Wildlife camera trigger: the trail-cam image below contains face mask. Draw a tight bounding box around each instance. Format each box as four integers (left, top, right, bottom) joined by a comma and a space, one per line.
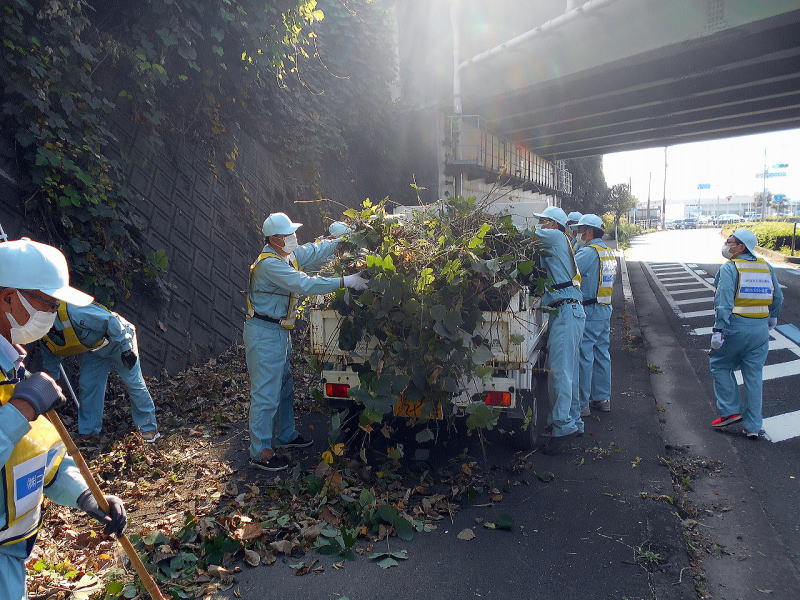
6, 291, 57, 345
281, 233, 299, 254
721, 244, 733, 260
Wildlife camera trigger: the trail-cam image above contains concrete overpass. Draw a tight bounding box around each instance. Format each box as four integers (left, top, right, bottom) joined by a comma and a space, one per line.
455, 0, 800, 160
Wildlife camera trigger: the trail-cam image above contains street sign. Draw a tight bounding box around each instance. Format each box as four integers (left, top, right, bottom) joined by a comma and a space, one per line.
697, 183, 711, 189
773, 163, 789, 168
774, 194, 786, 203
756, 172, 787, 178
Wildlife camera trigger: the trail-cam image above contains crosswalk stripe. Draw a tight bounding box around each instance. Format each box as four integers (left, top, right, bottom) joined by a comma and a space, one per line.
674, 297, 714, 305
679, 309, 716, 318
691, 326, 713, 335
762, 410, 800, 443
735, 360, 800, 385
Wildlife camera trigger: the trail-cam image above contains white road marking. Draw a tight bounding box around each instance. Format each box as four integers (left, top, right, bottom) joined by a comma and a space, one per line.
762, 410, 800, 443
665, 281, 706, 288
674, 297, 714, 305
704, 278, 716, 284
679, 309, 716, 319
734, 360, 800, 385
686, 263, 698, 268
669, 287, 711, 295
691, 326, 713, 336
659, 276, 698, 282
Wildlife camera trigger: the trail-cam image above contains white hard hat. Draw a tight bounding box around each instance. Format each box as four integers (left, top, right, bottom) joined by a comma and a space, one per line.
0, 239, 93, 306
571, 213, 604, 231
532, 206, 569, 227
262, 212, 302, 237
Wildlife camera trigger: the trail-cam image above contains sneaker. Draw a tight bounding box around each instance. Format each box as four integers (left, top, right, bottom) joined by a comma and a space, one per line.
710, 414, 742, 428
590, 400, 611, 412
743, 429, 764, 440
279, 434, 313, 449
140, 430, 161, 443
249, 454, 289, 472
580, 406, 591, 418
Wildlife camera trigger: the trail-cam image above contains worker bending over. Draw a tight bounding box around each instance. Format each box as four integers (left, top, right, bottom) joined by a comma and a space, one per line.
245, 213, 367, 471
0, 239, 125, 599
39, 302, 160, 442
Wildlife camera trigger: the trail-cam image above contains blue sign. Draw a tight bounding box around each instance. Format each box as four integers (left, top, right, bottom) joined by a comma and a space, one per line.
774, 194, 786, 203
697, 183, 711, 189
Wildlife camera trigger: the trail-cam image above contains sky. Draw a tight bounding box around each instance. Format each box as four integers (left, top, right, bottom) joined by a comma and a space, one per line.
603, 127, 800, 207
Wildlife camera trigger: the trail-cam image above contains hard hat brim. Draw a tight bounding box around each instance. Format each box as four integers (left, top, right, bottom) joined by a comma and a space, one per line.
41, 284, 94, 307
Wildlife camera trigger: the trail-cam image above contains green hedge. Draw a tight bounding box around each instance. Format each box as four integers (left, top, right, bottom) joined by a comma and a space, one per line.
724, 221, 799, 254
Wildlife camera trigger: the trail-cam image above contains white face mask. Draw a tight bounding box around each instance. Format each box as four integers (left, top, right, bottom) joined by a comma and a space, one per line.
6, 291, 57, 345
721, 244, 733, 260
281, 233, 299, 254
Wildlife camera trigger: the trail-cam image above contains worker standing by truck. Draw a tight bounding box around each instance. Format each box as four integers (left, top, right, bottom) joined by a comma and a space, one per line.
245, 213, 368, 472
0, 239, 126, 599
572, 214, 616, 416
531, 207, 586, 454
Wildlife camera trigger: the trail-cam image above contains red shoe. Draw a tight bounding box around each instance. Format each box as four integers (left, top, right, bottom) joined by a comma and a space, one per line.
711, 414, 742, 428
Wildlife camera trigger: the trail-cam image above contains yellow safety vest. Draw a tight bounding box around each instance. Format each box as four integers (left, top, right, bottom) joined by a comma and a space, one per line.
0, 372, 66, 546
246, 251, 303, 330
731, 258, 774, 319
42, 302, 106, 357
588, 244, 617, 305
566, 233, 582, 288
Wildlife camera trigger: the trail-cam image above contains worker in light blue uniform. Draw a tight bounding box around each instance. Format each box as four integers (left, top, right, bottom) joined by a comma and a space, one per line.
530, 206, 586, 453
566, 211, 583, 252
39, 303, 159, 442
572, 214, 616, 416
709, 229, 782, 439
245, 213, 368, 472
0, 239, 126, 599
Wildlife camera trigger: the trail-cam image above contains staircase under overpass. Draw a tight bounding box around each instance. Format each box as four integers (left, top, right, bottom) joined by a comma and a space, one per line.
456, 0, 800, 160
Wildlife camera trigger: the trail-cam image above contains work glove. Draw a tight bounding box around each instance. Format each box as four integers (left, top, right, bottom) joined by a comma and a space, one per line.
11, 372, 63, 419
768, 317, 778, 331
710, 332, 724, 350
329, 221, 353, 237
77, 490, 127, 536
342, 273, 369, 291
120, 350, 138, 370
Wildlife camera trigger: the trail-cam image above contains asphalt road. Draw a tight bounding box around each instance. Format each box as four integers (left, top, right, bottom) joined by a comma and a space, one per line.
627, 228, 800, 599
214, 268, 694, 600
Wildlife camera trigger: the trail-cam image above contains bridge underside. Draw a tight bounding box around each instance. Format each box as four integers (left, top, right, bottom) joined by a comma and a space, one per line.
462, 4, 800, 159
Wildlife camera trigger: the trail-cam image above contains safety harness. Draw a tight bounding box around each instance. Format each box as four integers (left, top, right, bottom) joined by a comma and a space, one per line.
731, 257, 774, 319
246, 251, 302, 330
0, 372, 66, 546
582, 243, 617, 306
42, 302, 107, 357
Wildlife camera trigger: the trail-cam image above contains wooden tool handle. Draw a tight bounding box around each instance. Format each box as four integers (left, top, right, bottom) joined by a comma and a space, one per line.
47, 411, 167, 600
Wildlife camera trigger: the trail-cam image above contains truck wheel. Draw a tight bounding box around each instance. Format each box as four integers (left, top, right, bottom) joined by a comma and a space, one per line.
510, 375, 549, 451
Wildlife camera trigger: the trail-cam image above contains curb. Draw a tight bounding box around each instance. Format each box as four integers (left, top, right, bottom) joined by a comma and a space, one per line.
617, 247, 643, 339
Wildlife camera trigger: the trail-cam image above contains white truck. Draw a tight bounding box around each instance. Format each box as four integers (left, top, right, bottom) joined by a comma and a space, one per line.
309, 283, 551, 450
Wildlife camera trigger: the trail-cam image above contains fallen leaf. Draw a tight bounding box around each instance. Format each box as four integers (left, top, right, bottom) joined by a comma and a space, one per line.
457, 528, 475, 541
243, 549, 260, 567
269, 540, 295, 555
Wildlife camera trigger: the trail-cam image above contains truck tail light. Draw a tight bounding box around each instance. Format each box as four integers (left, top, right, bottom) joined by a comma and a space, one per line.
485, 391, 511, 407
325, 383, 350, 398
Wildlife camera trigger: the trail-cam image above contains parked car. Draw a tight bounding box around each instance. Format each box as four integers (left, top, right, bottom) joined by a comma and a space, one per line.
716, 213, 744, 225
677, 217, 699, 229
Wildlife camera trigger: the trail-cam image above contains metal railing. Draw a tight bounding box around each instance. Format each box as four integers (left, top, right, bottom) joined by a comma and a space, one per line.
447, 115, 566, 194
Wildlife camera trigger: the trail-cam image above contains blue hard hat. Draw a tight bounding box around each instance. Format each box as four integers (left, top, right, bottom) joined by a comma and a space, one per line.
571, 213, 604, 231
262, 212, 302, 237
566, 211, 583, 223
533, 206, 569, 228
732, 229, 758, 253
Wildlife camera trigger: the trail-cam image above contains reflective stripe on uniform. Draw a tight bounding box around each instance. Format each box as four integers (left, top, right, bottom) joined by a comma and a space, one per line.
0, 372, 66, 545
42, 302, 106, 357
731, 257, 773, 319
246, 251, 302, 330
566, 232, 582, 288
588, 244, 617, 305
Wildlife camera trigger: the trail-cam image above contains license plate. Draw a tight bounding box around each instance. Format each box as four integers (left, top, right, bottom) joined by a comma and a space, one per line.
393, 397, 443, 420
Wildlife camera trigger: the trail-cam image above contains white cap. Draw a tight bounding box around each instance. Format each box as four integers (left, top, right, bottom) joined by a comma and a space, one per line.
532, 206, 569, 228
262, 212, 302, 237
0, 239, 93, 306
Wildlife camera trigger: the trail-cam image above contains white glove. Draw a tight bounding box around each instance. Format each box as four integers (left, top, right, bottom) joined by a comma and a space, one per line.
329, 222, 353, 237
768, 317, 777, 330
710, 332, 724, 350
342, 273, 369, 291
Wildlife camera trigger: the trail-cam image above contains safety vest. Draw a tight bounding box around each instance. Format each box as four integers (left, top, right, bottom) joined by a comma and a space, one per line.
731, 258, 774, 318
588, 244, 617, 305
42, 302, 106, 357
246, 251, 302, 330
0, 372, 66, 546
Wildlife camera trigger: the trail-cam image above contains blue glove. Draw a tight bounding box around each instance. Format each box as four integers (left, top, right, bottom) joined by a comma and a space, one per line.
77, 490, 127, 536
11, 372, 63, 419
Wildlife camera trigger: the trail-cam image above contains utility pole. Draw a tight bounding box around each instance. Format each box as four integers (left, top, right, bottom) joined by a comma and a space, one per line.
646, 171, 651, 228
761, 146, 767, 219
661, 146, 667, 229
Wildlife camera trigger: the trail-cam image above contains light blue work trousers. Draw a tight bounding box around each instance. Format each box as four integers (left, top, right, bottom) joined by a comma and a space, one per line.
42, 337, 158, 435
710, 316, 769, 433
243, 318, 299, 459
546, 301, 586, 436
578, 316, 612, 408
0, 543, 29, 599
